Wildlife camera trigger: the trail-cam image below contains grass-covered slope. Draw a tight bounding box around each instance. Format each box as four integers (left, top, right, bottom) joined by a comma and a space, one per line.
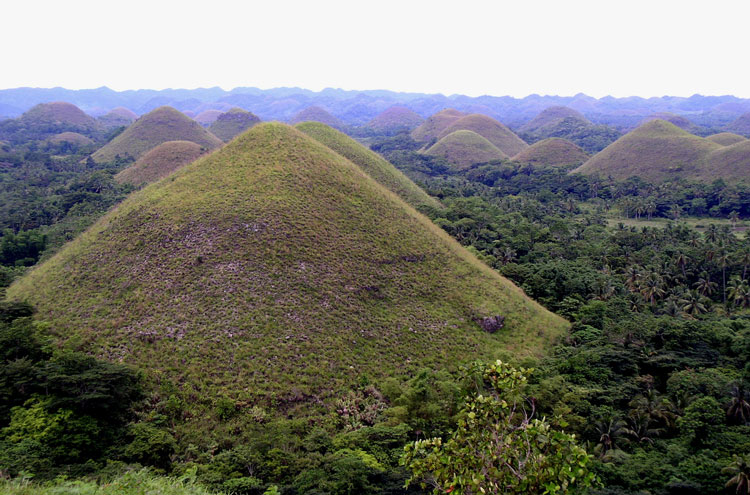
706, 132, 746, 146
91, 106, 222, 163
296, 121, 441, 210
572, 120, 722, 181
639, 112, 696, 131
702, 140, 750, 181
290, 106, 344, 128
115, 140, 208, 186
411, 108, 466, 143
208, 107, 260, 142
48, 131, 94, 146
424, 130, 507, 169
437, 113, 528, 157
8, 123, 566, 413
98, 107, 138, 128
726, 112, 750, 136
194, 109, 223, 126
17, 102, 100, 134
512, 138, 588, 167
367, 105, 424, 131
519, 106, 591, 134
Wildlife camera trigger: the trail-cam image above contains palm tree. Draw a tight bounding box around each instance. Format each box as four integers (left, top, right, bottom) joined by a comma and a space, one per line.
727, 385, 750, 425
669, 204, 683, 220
724, 455, 750, 495
646, 201, 657, 220
740, 251, 750, 280
594, 415, 627, 459
730, 210, 741, 228
694, 274, 718, 297
728, 278, 750, 309
641, 274, 666, 306
499, 247, 517, 265
706, 224, 719, 243
675, 252, 688, 279
681, 290, 708, 317
623, 411, 663, 444
630, 390, 675, 428
717, 251, 731, 305
624, 265, 643, 293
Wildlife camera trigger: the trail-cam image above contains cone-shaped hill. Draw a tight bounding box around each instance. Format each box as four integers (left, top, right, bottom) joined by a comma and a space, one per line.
367, 106, 424, 131
8, 123, 566, 415
727, 113, 750, 137
290, 106, 344, 129
48, 132, 94, 146
512, 138, 588, 167
115, 140, 209, 186
18, 102, 100, 134
295, 121, 441, 210
519, 106, 591, 134
639, 112, 697, 132
194, 109, 224, 126
208, 108, 261, 142
98, 107, 138, 128
411, 108, 466, 143
424, 130, 507, 170
701, 140, 750, 181
437, 114, 528, 157
91, 106, 222, 163
707, 132, 746, 146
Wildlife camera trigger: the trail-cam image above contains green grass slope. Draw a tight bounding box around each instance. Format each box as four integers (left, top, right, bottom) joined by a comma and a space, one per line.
7, 123, 566, 419
115, 140, 208, 186
519, 106, 590, 134
437, 113, 528, 157
727, 113, 750, 137
701, 140, 750, 181
706, 132, 746, 146
424, 130, 508, 170
572, 120, 722, 182
98, 107, 138, 128
91, 106, 222, 163
295, 121, 441, 210
48, 131, 94, 146
290, 106, 344, 128
411, 108, 466, 143
208, 107, 261, 142
512, 137, 588, 167
367, 105, 424, 131
19, 102, 100, 133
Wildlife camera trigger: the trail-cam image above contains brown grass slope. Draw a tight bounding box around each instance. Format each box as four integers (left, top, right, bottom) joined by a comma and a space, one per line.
367, 106, 424, 130
424, 130, 507, 170
727, 113, 750, 137
7, 122, 567, 415
295, 121, 442, 210
99, 107, 138, 128
519, 106, 590, 134
411, 108, 466, 143
701, 140, 750, 181
572, 120, 722, 182
194, 110, 224, 126
115, 140, 208, 186
438, 114, 528, 157
91, 106, 222, 163
706, 132, 747, 146
208, 108, 261, 142
639, 112, 696, 131
48, 132, 94, 146
512, 138, 588, 167
290, 106, 344, 128
20, 102, 99, 131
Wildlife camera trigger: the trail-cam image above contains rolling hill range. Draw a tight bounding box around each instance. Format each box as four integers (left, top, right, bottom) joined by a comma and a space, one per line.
707, 132, 746, 146
98, 107, 138, 128
518, 106, 621, 153
295, 121, 442, 210
512, 138, 588, 167
208, 107, 261, 142
7, 122, 567, 422
91, 106, 222, 163
290, 106, 344, 128
727, 113, 750, 136
367, 106, 424, 131
424, 130, 507, 169
436, 113, 528, 157
115, 140, 208, 186
572, 119, 750, 182
411, 108, 466, 143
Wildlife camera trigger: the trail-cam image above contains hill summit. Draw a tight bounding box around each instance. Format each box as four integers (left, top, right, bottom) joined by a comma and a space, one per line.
512, 138, 588, 167
411, 109, 466, 143
98, 107, 138, 128
91, 106, 222, 163
115, 140, 208, 186
290, 106, 344, 129
519, 106, 590, 134
424, 130, 507, 169
18, 102, 100, 134
367, 106, 424, 131
436, 113, 528, 157
208, 108, 261, 142
8, 122, 566, 420
727, 113, 750, 137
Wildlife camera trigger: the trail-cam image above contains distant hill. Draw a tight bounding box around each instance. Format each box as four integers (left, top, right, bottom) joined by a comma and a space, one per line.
7, 122, 567, 425
6, 102, 101, 138
91, 106, 222, 163
98, 107, 137, 128
411, 109, 466, 143
726, 113, 750, 137
572, 120, 735, 182
208, 108, 261, 142
519, 106, 590, 134
48, 132, 94, 146
706, 132, 746, 146
115, 140, 208, 186
424, 130, 507, 169
437, 114, 528, 157
639, 112, 701, 133
512, 138, 588, 167
702, 140, 750, 180
290, 106, 344, 128
367, 106, 424, 131
194, 109, 224, 126
295, 121, 441, 210
518, 106, 620, 153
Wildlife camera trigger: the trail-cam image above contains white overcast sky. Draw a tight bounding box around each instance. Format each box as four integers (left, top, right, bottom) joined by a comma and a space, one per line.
3, 0, 749, 98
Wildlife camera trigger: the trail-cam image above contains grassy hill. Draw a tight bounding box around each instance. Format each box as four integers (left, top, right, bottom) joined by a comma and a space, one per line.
437, 113, 528, 157
411, 108, 465, 143
519, 106, 590, 134
702, 140, 750, 181
727, 113, 750, 136
208, 107, 261, 142
367, 106, 424, 131
115, 140, 208, 186
15, 101, 100, 135
706, 132, 746, 146
639, 112, 696, 131
424, 130, 507, 169
48, 131, 94, 146
194, 109, 223, 126
98, 107, 137, 128
572, 120, 723, 181
91, 106, 222, 163
512, 138, 588, 167
295, 121, 442, 210
290, 106, 344, 128
7, 123, 566, 427
518, 106, 620, 153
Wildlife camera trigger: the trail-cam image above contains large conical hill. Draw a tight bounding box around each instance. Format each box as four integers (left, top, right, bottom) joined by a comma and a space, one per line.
91, 106, 222, 163
17, 102, 100, 134
411, 108, 466, 143
296, 121, 441, 210
706, 132, 746, 146
701, 140, 750, 181
115, 140, 209, 186
367, 106, 424, 131
424, 130, 508, 170
208, 107, 261, 142
519, 106, 590, 134
290, 106, 344, 129
437, 113, 528, 156
8, 122, 566, 417
98, 107, 138, 128
512, 138, 588, 167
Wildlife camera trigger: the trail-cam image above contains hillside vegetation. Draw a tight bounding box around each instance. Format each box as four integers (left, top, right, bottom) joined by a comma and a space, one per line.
410, 108, 465, 143
518, 106, 621, 153
727, 112, 750, 136
436, 113, 528, 157
8, 123, 566, 428
367, 106, 424, 131
48, 131, 94, 146
423, 130, 507, 169
208, 107, 260, 142
98, 107, 138, 128
295, 121, 442, 210
511, 137, 588, 167
290, 105, 344, 128
91, 106, 222, 163
115, 140, 208, 186
707, 132, 746, 146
